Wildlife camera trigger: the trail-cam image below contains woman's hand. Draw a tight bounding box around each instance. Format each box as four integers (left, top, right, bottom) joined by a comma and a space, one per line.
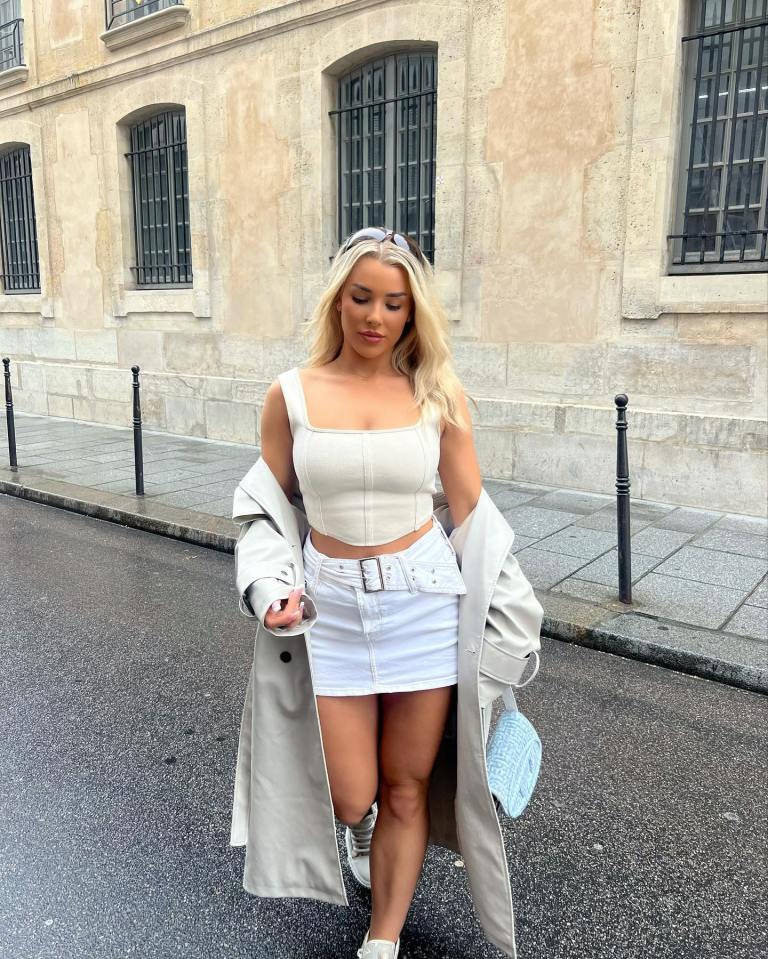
264, 587, 307, 630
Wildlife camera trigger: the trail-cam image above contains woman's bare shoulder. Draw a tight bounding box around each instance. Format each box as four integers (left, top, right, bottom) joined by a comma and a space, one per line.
263, 377, 289, 418
260, 378, 297, 499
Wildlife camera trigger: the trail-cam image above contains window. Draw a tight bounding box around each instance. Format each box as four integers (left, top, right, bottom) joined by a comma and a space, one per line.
331, 52, 438, 263
0, 0, 23, 72
0, 145, 40, 294
106, 0, 182, 32
669, 0, 768, 273
125, 109, 192, 287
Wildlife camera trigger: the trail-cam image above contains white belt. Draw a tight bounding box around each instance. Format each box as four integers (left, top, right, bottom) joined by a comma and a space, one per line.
312, 553, 467, 595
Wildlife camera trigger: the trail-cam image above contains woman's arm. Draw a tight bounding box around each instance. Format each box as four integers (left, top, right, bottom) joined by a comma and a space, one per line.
237, 380, 311, 633
438, 386, 543, 707
260, 378, 299, 503
437, 388, 483, 529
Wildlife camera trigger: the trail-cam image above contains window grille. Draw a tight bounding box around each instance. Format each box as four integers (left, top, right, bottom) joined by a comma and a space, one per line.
669, 0, 768, 272
106, 0, 182, 32
331, 52, 437, 264
0, 0, 23, 71
0, 145, 40, 294
125, 109, 192, 287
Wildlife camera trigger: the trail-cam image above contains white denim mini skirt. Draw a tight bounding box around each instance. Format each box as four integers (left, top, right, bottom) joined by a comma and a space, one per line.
302, 517, 467, 696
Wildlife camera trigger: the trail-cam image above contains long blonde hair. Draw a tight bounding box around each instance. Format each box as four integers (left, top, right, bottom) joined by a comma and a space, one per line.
302, 235, 475, 430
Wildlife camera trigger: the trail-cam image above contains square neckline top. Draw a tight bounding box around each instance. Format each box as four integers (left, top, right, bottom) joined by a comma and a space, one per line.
280, 366, 441, 544
292, 366, 431, 434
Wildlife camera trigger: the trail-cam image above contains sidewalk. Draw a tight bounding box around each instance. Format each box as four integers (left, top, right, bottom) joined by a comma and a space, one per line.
2, 411, 766, 694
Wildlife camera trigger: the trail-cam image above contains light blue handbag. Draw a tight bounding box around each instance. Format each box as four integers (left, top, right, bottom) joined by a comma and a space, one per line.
485, 650, 542, 819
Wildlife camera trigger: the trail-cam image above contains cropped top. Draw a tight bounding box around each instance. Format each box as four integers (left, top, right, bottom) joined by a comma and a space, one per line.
277, 366, 441, 546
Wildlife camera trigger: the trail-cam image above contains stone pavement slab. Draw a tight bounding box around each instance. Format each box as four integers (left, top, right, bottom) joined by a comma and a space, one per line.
562, 548, 660, 586
500, 504, 583, 538
2, 411, 766, 694
653, 506, 731, 533
524, 525, 619, 560
725, 604, 768, 640
692, 525, 768, 559
653, 545, 766, 590
557, 572, 746, 630
624, 525, 696, 558
746, 578, 768, 607
513, 548, 595, 590
572, 509, 658, 533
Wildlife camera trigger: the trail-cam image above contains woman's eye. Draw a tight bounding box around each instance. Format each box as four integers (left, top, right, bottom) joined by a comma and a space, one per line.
351, 296, 401, 311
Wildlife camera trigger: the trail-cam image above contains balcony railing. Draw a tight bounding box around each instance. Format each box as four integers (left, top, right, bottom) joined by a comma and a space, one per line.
105, 0, 182, 32
0, 18, 24, 72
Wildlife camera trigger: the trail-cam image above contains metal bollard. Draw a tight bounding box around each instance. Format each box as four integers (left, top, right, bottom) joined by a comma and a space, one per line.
615, 394, 632, 604
2, 357, 18, 472
131, 365, 144, 496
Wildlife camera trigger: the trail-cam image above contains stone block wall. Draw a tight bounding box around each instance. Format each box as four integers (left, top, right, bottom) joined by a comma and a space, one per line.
3, 328, 766, 515
0, 0, 765, 515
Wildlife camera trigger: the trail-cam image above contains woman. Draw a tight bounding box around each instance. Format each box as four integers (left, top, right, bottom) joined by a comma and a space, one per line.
231, 226, 543, 959
258, 227, 482, 959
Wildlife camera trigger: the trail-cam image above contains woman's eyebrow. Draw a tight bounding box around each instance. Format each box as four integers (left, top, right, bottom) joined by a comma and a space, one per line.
351, 283, 408, 298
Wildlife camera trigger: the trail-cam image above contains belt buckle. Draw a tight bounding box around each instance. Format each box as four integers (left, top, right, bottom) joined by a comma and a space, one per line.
359, 556, 384, 592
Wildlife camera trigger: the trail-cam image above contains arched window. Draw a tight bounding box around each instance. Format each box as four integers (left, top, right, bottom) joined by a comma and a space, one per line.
669, 0, 767, 272
125, 108, 192, 287
332, 51, 437, 263
0, 0, 24, 72
0, 145, 40, 294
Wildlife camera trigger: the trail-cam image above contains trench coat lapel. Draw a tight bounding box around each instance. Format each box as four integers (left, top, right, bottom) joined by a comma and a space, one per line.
230, 457, 527, 957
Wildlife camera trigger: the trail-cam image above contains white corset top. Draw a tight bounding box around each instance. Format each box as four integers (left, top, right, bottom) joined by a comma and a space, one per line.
276, 367, 441, 546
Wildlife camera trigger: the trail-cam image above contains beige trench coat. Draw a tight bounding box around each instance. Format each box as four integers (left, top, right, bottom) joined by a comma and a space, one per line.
229, 456, 544, 959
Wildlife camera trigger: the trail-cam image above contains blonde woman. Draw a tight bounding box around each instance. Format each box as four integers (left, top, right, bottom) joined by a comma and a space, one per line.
258, 227, 483, 959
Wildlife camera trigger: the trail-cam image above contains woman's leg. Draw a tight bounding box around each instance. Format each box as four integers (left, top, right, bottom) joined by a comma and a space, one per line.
368, 685, 455, 942
315, 694, 379, 826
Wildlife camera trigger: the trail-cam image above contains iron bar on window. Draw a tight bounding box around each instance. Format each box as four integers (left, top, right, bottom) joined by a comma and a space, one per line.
105, 0, 181, 32
669, 0, 768, 272
125, 109, 192, 287
0, 16, 23, 71
331, 53, 437, 264
0, 146, 40, 294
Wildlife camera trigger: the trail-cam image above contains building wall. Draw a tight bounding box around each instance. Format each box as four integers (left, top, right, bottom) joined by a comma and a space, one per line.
0, 0, 766, 514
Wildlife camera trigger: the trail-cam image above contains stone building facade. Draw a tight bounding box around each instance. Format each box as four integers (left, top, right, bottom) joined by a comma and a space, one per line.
0, 0, 766, 514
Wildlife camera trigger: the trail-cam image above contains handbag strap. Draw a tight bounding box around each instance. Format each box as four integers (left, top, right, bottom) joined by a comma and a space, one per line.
501, 649, 541, 712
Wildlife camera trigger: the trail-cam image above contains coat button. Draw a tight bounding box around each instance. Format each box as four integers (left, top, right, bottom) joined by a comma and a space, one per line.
280, 651, 292, 663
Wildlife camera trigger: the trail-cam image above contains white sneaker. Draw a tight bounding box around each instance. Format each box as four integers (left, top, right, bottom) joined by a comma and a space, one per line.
345, 802, 378, 888
356, 929, 400, 959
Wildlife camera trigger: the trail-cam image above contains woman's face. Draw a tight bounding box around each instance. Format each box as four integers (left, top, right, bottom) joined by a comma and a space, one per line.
335, 256, 413, 358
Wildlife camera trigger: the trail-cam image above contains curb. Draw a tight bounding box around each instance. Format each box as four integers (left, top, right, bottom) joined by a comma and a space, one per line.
541, 617, 767, 697
2, 474, 766, 697
0, 475, 236, 553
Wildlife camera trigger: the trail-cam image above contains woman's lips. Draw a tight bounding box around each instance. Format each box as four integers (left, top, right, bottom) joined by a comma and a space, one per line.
360, 331, 384, 342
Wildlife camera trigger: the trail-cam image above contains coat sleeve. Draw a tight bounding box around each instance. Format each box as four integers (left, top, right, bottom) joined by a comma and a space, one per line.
233, 488, 319, 638
477, 547, 543, 707
450, 517, 543, 708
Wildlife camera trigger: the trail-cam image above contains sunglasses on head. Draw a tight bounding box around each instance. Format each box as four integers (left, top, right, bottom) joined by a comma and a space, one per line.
340, 227, 427, 265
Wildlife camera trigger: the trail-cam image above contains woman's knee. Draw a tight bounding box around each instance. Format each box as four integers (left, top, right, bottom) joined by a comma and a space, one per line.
334, 794, 378, 827
379, 778, 429, 824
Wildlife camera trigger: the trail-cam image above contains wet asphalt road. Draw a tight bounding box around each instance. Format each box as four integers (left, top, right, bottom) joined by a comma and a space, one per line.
0, 494, 766, 959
